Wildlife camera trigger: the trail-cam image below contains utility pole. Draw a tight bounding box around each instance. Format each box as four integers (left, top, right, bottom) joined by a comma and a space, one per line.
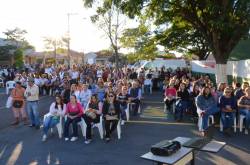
67, 13, 78, 68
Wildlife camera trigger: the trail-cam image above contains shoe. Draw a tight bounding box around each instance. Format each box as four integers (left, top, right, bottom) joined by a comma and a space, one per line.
65, 138, 69, 141
121, 120, 125, 125
11, 118, 19, 126
29, 124, 35, 127
245, 129, 249, 135
105, 137, 111, 142
42, 135, 47, 142
84, 139, 92, 144
70, 137, 78, 142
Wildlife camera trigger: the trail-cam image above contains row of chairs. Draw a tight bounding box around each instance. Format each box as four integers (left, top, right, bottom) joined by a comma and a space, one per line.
198, 114, 247, 133
43, 102, 142, 140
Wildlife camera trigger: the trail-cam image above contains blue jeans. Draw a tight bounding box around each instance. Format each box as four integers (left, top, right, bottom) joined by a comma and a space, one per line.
221, 112, 235, 129
27, 101, 40, 126
120, 104, 127, 120
43, 116, 59, 135
175, 100, 189, 120
240, 109, 250, 129
200, 105, 219, 131
144, 85, 151, 94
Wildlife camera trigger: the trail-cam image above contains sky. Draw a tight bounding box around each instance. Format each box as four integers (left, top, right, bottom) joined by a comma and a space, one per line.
0, 0, 121, 53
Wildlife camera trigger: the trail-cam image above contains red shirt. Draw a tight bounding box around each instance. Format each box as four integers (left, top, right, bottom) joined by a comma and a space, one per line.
165, 87, 177, 97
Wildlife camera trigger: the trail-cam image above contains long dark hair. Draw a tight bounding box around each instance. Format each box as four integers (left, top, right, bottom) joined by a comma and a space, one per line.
55, 95, 64, 109
201, 86, 212, 98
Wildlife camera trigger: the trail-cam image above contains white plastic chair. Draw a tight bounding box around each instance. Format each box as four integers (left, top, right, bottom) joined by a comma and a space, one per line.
198, 115, 214, 131
82, 115, 104, 139
220, 116, 237, 133
117, 120, 121, 139
64, 116, 86, 138
239, 114, 246, 132
125, 105, 130, 121
43, 114, 63, 138
163, 99, 175, 113
6, 81, 16, 95
0, 78, 4, 87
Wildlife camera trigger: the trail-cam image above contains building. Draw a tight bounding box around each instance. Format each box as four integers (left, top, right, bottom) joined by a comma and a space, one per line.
84, 51, 111, 65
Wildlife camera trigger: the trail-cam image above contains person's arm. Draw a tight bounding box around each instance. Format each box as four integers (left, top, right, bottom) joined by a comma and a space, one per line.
238, 97, 250, 109
96, 102, 103, 115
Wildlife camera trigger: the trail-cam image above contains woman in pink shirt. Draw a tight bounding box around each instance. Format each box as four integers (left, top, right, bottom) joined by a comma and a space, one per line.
164, 82, 177, 112
64, 95, 84, 142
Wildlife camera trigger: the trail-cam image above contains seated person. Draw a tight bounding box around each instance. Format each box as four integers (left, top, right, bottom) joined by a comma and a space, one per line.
196, 86, 219, 136
219, 87, 237, 136
79, 84, 92, 109
175, 82, 190, 121
102, 92, 121, 142
82, 94, 102, 144
238, 87, 250, 134
64, 95, 84, 142
128, 81, 142, 116
42, 95, 66, 141
117, 86, 130, 124
164, 82, 177, 112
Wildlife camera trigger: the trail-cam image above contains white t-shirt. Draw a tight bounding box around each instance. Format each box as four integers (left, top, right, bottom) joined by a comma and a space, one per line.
97, 70, 103, 78
71, 71, 79, 79
144, 79, 152, 85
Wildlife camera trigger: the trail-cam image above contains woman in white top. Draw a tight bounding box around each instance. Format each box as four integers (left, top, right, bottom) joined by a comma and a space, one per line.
42, 95, 66, 141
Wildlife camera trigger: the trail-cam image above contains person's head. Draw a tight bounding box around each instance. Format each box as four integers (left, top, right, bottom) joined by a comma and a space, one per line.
55, 95, 63, 104
107, 92, 116, 102
201, 86, 211, 97
245, 87, 250, 97
122, 86, 128, 94
218, 83, 226, 91
70, 84, 77, 91
235, 82, 241, 89
132, 81, 138, 88
192, 83, 200, 93
27, 77, 34, 86
70, 95, 77, 104
82, 84, 88, 91
223, 87, 232, 98
242, 82, 249, 90
90, 94, 98, 103
179, 82, 186, 91
16, 81, 22, 88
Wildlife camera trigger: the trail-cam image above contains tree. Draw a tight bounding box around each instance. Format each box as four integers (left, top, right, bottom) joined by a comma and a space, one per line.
43, 37, 68, 65
3, 27, 33, 67
120, 20, 158, 61
119, 0, 250, 84
83, 0, 126, 72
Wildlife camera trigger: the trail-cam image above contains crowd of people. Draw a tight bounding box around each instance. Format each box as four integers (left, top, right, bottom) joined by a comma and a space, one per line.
1, 63, 250, 144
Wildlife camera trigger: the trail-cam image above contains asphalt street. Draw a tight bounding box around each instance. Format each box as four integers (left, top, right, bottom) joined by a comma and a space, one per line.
0, 88, 249, 165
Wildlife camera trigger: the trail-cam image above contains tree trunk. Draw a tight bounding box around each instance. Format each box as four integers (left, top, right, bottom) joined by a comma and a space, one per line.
215, 63, 227, 85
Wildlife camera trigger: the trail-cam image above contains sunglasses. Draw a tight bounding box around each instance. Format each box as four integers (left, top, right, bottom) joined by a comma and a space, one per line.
109, 95, 114, 97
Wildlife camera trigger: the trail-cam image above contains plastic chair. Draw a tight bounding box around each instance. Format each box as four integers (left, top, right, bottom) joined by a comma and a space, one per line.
125, 104, 130, 121
198, 115, 214, 131
220, 116, 237, 133
117, 120, 121, 139
6, 81, 16, 95
163, 100, 175, 113
43, 114, 63, 138
82, 115, 104, 139
64, 116, 85, 138
239, 114, 246, 132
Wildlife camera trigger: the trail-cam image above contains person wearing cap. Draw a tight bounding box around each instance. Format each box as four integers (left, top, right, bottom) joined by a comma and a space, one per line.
10, 81, 27, 125
24, 77, 40, 129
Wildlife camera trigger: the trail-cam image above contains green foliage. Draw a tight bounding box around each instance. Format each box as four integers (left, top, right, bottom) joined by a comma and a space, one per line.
14, 48, 24, 68
119, 0, 250, 63
229, 38, 250, 60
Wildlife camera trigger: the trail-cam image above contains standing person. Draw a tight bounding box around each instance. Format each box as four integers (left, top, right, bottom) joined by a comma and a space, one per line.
103, 92, 120, 142
219, 87, 237, 136
82, 94, 103, 144
64, 95, 84, 141
42, 95, 66, 141
238, 87, 250, 134
25, 78, 40, 129
10, 81, 28, 125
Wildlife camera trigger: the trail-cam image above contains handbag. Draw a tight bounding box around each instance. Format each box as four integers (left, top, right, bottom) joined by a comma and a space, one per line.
13, 100, 23, 108
106, 114, 118, 121
6, 96, 13, 108
85, 109, 97, 120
